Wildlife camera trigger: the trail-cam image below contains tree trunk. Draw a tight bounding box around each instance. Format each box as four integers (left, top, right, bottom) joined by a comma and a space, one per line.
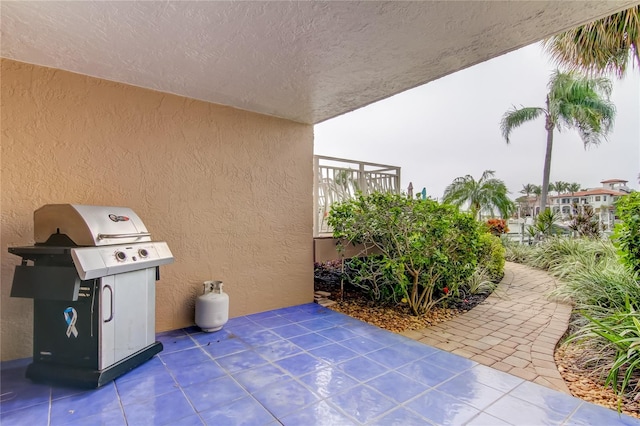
540, 108, 555, 214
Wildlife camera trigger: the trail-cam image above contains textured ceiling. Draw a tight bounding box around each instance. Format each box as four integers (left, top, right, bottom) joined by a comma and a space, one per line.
1, 1, 637, 124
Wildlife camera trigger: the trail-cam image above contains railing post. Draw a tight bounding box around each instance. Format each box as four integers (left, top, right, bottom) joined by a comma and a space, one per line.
359, 163, 367, 194
313, 155, 319, 237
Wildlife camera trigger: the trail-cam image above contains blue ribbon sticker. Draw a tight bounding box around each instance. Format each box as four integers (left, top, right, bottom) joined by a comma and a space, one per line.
64, 307, 79, 338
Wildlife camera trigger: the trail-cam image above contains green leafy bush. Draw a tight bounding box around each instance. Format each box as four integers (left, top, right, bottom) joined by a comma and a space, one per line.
477, 233, 505, 283
342, 256, 403, 303
613, 192, 640, 274
328, 192, 481, 315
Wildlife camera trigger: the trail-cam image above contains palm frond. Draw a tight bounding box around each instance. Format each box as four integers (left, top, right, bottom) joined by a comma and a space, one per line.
500, 107, 546, 143
543, 6, 640, 77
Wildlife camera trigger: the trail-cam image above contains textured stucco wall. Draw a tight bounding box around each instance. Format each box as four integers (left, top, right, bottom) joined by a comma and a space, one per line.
1, 59, 314, 361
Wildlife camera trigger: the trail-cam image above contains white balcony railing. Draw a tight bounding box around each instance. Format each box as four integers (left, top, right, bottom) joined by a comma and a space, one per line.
313, 155, 401, 236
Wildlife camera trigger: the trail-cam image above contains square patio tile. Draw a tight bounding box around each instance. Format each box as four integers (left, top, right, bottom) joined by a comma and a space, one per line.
397, 358, 457, 387
337, 356, 388, 382
298, 367, 359, 398
0, 402, 50, 426
157, 335, 196, 354
565, 401, 640, 426
183, 375, 249, 412
339, 335, 386, 354
253, 339, 303, 362
297, 318, 335, 332
237, 329, 283, 347
274, 353, 328, 377
288, 332, 333, 350
461, 364, 524, 393
216, 350, 269, 373
270, 323, 312, 339
116, 371, 178, 405
424, 348, 478, 372
436, 374, 506, 410
366, 371, 427, 403
171, 360, 227, 388
327, 384, 396, 424
406, 389, 480, 425
50, 383, 121, 424
309, 343, 359, 364
252, 379, 319, 418
202, 337, 250, 358
508, 380, 582, 416
369, 407, 435, 426
280, 400, 355, 426
122, 388, 197, 425
199, 395, 276, 426
365, 346, 424, 369
484, 394, 569, 425
316, 326, 360, 342
234, 363, 289, 393
160, 347, 211, 371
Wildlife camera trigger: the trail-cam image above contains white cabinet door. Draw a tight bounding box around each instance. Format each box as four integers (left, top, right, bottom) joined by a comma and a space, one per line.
113, 269, 155, 362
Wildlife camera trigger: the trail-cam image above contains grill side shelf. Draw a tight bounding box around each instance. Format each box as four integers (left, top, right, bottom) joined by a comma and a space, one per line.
10, 265, 81, 301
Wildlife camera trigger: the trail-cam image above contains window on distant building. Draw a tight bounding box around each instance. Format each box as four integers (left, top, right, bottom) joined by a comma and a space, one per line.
604, 196, 607, 201
595, 196, 601, 201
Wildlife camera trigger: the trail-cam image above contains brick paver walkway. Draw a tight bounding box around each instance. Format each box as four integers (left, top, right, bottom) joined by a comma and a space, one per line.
401, 262, 573, 393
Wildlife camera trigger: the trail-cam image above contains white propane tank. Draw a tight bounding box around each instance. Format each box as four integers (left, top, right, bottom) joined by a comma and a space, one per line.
195, 280, 229, 332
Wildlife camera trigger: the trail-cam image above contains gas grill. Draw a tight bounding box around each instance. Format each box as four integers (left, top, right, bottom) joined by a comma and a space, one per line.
9, 204, 174, 388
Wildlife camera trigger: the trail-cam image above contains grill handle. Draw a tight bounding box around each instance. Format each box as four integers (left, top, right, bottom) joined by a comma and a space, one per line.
103, 284, 114, 323
97, 232, 151, 240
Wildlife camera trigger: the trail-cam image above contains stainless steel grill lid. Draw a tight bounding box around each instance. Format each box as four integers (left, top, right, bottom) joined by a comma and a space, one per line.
25, 204, 174, 280
34, 204, 152, 246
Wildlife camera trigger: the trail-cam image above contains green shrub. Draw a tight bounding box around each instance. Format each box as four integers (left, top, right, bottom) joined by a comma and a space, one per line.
343, 256, 403, 303
477, 233, 505, 283
549, 253, 639, 315
576, 297, 640, 404
503, 240, 535, 264
528, 237, 614, 272
613, 192, 640, 274
329, 192, 481, 315
465, 267, 498, 295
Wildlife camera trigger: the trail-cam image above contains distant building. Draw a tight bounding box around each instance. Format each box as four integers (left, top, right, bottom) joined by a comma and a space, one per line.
548, 179, 631, 231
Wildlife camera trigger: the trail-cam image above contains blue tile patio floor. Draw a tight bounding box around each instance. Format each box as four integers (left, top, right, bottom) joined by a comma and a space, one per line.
2, 303, 639, 425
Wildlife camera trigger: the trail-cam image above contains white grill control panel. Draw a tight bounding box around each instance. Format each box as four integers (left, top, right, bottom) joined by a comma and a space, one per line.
71, 242, 174, 280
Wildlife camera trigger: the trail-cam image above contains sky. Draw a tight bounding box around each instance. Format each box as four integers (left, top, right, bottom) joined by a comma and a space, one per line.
314, 43, 640, 201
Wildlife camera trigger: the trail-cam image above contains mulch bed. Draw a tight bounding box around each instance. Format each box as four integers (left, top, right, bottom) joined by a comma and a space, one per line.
314, 263, 489, 333
314, 262, 640, 420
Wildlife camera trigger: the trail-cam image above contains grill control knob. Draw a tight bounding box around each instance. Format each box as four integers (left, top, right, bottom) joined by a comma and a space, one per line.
115, 251, 127, 261
138, 249, 149, 258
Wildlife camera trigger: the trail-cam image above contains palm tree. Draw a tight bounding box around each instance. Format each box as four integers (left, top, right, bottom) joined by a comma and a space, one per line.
442, 170, 514, 220
520, 183, 536, 197
500, 71, 616, 214
567, 182, 581, 195
552, 181, 568, 196
532, 185, 542, 197
543, 6, 639, 77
